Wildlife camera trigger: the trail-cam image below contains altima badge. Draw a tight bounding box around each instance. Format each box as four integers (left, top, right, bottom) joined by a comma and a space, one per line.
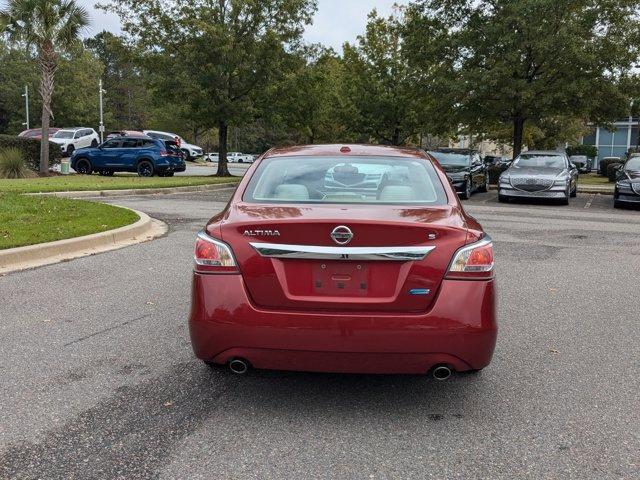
243, 229, 280, 237
330, 225, 354, 245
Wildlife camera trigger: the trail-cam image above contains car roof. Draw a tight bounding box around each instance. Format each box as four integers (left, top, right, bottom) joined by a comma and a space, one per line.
522, 150, 564, 156
264, 144, 426, 159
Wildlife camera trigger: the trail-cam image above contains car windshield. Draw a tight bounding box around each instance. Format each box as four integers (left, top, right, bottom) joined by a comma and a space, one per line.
429, 151, 470, 166
625, 157, 640, 170
53, 130, 74, 139
243, 156, 448, 205
514, 154, 565, 168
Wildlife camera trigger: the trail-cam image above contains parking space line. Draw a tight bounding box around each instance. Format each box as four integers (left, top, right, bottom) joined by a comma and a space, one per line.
584, 194, 597, 209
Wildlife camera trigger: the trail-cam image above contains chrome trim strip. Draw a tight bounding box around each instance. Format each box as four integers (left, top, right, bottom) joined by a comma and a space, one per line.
249, 242, 435, 261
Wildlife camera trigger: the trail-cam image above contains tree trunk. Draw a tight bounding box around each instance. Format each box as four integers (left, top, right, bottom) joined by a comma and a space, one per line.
512, 116, 525, 159
216, 120, 230, 176
392, 126, 401, 146
38, 45, 57, 175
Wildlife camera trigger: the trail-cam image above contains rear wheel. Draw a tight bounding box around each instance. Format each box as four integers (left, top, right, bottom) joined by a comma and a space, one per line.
137, 159, 154, 177
75, 158, 92, 175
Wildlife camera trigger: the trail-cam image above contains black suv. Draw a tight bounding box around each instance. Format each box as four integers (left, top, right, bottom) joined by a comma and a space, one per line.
427, 148, 489, 199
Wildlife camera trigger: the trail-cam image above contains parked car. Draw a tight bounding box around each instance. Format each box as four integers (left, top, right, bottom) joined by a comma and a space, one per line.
599, 156, 621, 175
18, 127, 60, 139
189, 144, 497, 377
70, 135, 185, 177
427, 148, 489, 199
142, 130, 203, 161
483, 155, 511, 167
614, 156, 640, 208
106, 130, 146, 139
50, 128, 100, 157
204, 152, 219, 162
569, 155, 591, 173
227, 152, 254, 163
499, 150, 578, 205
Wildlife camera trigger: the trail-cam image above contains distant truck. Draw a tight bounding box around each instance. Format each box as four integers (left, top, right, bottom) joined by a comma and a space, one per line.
227, 152, 254, 163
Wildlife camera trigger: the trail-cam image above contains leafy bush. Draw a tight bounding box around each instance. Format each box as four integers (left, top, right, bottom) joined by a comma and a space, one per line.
488, 164, 507, 184
599, 157, 622, 176
0, 134, 62, 172
606, 163, 623, 182
0, 148, 29, 178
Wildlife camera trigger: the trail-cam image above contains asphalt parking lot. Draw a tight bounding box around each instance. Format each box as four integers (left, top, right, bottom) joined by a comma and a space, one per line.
1, 189, 638, 479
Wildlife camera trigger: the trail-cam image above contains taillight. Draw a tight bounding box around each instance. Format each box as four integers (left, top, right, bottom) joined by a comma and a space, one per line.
194, 231, 239, 273
160, 150, 170, 157
445, 237, 494, 280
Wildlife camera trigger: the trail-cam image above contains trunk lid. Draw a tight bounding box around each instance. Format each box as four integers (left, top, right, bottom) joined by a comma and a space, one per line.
219, 203, 468, 312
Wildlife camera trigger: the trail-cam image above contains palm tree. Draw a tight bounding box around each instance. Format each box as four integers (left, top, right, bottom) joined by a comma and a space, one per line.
1, 0, 89, 174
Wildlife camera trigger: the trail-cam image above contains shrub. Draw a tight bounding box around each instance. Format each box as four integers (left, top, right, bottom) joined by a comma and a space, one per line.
0, 134, 62, 172
606, 163, 623, 182
488, 164, 506, 184
0, 148, 29, 178
599, 157, 622, 176
567, 145, 598, 159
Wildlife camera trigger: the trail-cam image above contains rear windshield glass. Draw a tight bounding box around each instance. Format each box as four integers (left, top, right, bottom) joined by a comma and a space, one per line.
515, 154, 565, 168
429, 151, 470, 166
243, 156, 448, 205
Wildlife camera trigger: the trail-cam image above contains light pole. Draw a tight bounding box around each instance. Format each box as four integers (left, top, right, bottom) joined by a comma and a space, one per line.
98, 79, 106, 143
21, 85, 29, 130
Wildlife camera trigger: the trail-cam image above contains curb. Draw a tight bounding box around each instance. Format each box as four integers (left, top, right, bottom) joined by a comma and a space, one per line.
0, 206, 167, 275
29, 181, 239, 198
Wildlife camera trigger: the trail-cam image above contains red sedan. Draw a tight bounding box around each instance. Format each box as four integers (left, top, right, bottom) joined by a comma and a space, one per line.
189, 145, 497, 378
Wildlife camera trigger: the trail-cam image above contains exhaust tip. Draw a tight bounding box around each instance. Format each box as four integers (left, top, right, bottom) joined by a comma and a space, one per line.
432, 365, 452, 381
228, 358, 249, 375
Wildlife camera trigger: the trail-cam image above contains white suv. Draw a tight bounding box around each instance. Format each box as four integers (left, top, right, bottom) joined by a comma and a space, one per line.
50, 127, 100, 157
143, 130, 203, 160
228, 152, 254, 163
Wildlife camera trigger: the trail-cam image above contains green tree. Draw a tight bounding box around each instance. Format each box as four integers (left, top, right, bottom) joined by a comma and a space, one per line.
405, 0, 640, 158
102, 0, 316, 176
341, 9, 431, 146
1, 0, 89, 174
85, 31, 149, 130
0, 40, 39, 133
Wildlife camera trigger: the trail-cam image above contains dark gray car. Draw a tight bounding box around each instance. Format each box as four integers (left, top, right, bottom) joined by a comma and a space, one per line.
498, 151, 578, 205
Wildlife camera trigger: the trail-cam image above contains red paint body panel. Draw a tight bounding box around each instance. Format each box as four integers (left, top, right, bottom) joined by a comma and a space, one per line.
190, 144, 498, 374
189, 274, 497, 373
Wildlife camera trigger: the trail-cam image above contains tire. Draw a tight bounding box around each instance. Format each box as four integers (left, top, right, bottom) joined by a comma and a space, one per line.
459, 181, 471, 200
75, 158, 92, 175
66, 145, 75, 158
137, 159, 155, 177
98, 170, 114, 176
239, 159, 243, 163
560, 188, 570, 205
498, 194, 509, 203
570, 182, 577, 197
478, 174, 489, 193
91, 139, 98, 148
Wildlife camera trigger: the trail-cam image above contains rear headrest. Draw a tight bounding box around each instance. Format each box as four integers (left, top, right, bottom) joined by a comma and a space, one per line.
379, 185, 415, 202
274, 184, 309, 200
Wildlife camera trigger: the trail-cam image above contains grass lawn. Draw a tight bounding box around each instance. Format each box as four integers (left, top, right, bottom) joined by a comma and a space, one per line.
578, 174, 613, 186
0, 194, 140, 250
0, 174, 239, 194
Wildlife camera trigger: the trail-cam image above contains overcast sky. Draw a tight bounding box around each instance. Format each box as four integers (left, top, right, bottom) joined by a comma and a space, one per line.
80, 0, 408, 51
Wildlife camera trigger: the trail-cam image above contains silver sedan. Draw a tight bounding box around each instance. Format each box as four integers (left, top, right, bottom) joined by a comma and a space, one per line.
498, 151, 578, 205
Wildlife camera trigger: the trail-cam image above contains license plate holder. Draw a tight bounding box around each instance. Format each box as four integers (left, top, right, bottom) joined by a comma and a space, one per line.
312, 262, 369, 296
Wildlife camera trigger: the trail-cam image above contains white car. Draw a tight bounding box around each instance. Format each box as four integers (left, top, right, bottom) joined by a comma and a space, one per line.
227, 152, 254, 163
143, 130, 203, 160
50, 127, 100, 157
204, 152, 219, 162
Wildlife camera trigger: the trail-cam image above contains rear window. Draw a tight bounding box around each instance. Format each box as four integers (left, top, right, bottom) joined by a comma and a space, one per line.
243, 156, 448, 205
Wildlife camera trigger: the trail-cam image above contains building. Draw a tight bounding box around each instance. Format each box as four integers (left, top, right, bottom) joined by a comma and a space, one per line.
581, 117, 640, 166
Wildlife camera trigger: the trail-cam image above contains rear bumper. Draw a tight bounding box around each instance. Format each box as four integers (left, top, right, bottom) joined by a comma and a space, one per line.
189, 274, 498, 374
